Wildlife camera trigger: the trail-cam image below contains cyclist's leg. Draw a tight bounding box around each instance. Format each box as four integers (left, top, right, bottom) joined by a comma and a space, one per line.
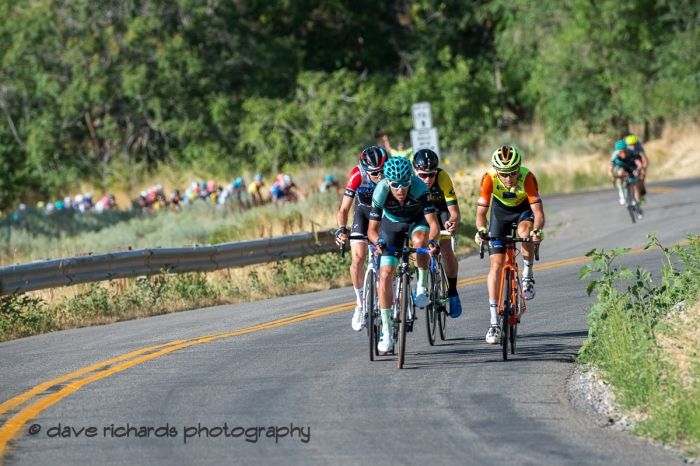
437, 211, 458, 294
615, 167, 627, 203
517, 211, 537, 300
349, 206, 370, 305
517, 211, 535, 262
377, 219, 405, 350
409, 218, 430, 307
437, 210, 461, 317
632, 179, 641, 202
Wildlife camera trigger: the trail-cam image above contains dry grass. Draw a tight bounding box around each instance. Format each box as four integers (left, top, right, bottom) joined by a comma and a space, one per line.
657, 300, 700, 391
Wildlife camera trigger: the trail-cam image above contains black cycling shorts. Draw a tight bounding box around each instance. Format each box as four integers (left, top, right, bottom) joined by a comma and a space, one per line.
488, 202, 535, 255
379, 214, 429, 260
349, 204, 372, 243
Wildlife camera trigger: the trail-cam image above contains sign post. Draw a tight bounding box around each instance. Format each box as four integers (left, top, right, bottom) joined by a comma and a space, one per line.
410, 102, 440, 159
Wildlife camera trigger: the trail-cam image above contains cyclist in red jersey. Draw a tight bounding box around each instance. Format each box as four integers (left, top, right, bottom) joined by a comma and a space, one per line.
335, 147, 388, 331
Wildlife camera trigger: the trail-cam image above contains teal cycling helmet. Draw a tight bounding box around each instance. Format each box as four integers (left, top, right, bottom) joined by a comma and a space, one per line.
234, 177, 243, 187
615, 140, 627, 151
383, 156, 413, 181
325, 175, 333, 182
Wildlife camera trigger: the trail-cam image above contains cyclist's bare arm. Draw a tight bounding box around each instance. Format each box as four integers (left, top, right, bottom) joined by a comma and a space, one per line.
425, 212, 441, 248
530, 202, 545, 242
336, 195, 353, 242
445, 204, 460, 232
367, 219, 381, 246
475, 205, 489, 243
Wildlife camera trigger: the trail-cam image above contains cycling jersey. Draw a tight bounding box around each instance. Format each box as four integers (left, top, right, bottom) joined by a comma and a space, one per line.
248, 182, 262, 194
345, 165, 379, 207
429, 168, 458, 212
626, 141, 645, 157
477, 167, 541, 209
370, 176, 436, 223
610, 151, 638, 172
478, 167, 541, 255
271, 182, 296, 199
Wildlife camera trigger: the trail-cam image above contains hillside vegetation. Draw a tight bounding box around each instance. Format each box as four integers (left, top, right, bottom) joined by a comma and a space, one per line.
1, 0, 698, 206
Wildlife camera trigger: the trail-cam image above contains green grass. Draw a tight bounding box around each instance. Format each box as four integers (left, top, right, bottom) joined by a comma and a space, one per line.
578, 235, 700, 456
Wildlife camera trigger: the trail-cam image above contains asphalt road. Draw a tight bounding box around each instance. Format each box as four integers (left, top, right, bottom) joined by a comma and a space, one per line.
1, 177, 698, 465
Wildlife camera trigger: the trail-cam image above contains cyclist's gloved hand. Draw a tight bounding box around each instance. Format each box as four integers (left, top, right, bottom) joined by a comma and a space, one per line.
530, 228, 544, 242
334, 227, 348, 245
428, 239, 440, 254
475, 227, 488, 244
375, 238, 387, 252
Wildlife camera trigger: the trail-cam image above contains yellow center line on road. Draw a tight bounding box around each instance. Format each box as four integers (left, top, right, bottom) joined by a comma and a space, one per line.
0, 242, 682, 456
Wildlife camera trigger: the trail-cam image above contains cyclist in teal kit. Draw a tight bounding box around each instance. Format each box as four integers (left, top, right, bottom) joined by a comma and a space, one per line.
367, 157, 441, 352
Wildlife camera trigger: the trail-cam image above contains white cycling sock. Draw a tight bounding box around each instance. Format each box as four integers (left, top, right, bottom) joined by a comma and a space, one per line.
617, 185, 624, 196
489, 299, 499, 325
523, 260, 533, 279
354, 287, 363, 307
381, 308, 392, 334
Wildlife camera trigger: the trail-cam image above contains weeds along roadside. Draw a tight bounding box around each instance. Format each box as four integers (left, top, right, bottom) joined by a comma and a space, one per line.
577, 234, 700, 456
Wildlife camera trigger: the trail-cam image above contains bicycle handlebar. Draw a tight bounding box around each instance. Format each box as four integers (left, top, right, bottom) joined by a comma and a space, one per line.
385, 246, 432, 255
478, 236, 540, 261
339, 241, 345, 258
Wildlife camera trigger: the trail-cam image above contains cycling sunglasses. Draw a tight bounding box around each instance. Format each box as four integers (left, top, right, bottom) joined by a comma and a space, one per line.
388, 179, 412, 189
416, 171, 437, 179
367, 170, 383, 177
497, 169, 519, 178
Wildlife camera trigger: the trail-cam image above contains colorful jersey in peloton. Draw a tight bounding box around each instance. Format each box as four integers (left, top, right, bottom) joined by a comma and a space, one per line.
345, 165, 379, 207
610, 151, 638, 171
477, 167, 541, 209
428, 168, 458, 212
370, 176, 436, 222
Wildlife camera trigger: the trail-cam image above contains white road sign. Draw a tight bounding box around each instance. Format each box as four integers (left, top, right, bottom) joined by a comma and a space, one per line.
410, 127, 440, 159
412, 102, 433, 130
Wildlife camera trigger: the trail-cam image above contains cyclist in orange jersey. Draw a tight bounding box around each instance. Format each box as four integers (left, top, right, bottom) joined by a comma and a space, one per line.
475, 146, 545, 344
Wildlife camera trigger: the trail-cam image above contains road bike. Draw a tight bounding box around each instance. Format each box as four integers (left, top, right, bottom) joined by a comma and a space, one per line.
339, 236, 384, 361
384, 235, 433, 369
618, 174, 642, 224
363, 243, 384, 361
426, 230, 452, 346
480, 225, 540, 360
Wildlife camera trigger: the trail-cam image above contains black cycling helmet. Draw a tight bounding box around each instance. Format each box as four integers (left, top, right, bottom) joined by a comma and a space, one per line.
412, 149, 439, 171
360, 146, 388, 172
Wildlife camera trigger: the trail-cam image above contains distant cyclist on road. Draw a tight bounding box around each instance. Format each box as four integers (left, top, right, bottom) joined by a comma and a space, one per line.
609, 140, 644, 218
411, 149, 463, 318
320, 175, 341, 194
475, 146, 544, 345
248, 174, 265, 206
334, 147, 387, 331
625, 134, 648, 200
367, 156, 441, 352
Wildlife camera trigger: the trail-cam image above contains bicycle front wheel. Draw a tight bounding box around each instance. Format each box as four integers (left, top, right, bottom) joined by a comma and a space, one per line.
501, 269, 511, 361
438, 260, 448, 340
364, 268, 378, 361
626, 183, 636, 224
398, 274, 409, 369
426, 269, 437, 346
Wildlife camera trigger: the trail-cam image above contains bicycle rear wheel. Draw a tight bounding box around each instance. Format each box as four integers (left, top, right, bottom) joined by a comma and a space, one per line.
398, 274, 409, 369
438, 260, 448, 340
426, 268, 437, 346
626, 183, 636, 224
364, 268, 378, 361
501, 269, 511, 361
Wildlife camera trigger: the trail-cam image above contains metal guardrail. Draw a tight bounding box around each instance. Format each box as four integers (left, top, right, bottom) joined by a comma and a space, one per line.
0, 231, 336, 295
